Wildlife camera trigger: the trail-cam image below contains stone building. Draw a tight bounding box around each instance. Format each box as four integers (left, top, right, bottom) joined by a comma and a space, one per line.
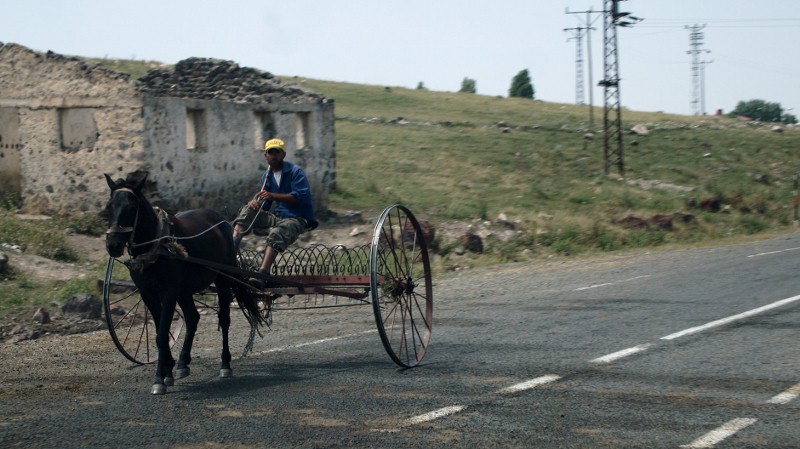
0, 42, 335, 216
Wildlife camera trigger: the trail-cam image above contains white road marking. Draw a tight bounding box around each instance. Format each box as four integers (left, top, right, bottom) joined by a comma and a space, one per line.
373, 405, 466, 432
679, 417, 757, 448
590, 344, 653, 364
767, 382, 800, 404
661, 294, 800, 340
255, 330, 375, 355
574, 282, 612, 291
574, 275, 650, 291
496, 374, 562, 394
747, 246, 800, 258
405, 405, 466, 425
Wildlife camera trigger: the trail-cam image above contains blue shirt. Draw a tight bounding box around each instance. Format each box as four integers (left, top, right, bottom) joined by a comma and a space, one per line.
258, 161, 317, 227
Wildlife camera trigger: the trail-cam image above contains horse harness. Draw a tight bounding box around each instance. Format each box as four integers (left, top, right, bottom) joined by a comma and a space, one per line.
107, 187, 187, 272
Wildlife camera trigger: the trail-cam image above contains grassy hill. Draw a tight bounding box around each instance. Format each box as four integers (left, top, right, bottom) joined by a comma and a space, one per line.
291, 77, 798, 262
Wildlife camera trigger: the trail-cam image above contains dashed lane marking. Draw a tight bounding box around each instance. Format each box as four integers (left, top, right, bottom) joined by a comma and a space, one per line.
679, 417, 757, 448
661, 294, 800, 341
747, 246, 800, 258
254, 330, 375, 355
590, 344, 653, 364
767, 382, 800, 405
495, 374, 562, 394
372, 406, 466, 433
573, 275, 651, 291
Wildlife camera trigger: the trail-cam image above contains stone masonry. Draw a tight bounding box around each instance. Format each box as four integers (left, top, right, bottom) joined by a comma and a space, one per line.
0, 42, 335, 216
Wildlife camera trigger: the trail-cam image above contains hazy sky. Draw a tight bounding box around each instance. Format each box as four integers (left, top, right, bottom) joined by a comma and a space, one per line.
2, 1, 799, 116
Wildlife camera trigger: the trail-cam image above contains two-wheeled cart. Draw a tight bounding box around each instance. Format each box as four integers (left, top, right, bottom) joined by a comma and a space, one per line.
101, 204, 433, 368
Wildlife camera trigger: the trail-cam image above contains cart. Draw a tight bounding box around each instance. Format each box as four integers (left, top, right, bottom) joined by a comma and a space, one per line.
101, 204, 433, 368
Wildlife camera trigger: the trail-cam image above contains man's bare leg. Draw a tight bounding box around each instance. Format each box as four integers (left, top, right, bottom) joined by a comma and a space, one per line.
258, 246, 279, 275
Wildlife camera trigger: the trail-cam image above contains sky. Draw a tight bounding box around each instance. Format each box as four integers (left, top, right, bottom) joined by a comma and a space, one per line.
2, 0, 799, 117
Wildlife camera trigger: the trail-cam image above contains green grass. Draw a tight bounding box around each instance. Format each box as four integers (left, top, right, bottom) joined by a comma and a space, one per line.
2, 61, 800, 313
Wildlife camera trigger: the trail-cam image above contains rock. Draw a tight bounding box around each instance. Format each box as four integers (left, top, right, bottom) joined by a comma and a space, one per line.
620, 215, 649, 230
495, 213, 515, 229
460, 232, 484, 253
349, 227, 364, 237
700, 197, 722, 212
631, 124, 650, 136
753, 173, 769, 184
61, 294, 102, 320
32, 308, 50, 324
402, 219, 436, 251
649, 214, 673, 231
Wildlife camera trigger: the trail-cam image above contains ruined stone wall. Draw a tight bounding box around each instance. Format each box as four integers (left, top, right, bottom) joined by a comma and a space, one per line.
0, 44, 336, 217
0, 43, 146, 215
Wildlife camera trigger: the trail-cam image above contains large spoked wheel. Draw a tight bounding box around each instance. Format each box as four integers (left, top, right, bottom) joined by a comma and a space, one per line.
370, 204, 433, 368
102, 257, 185, 365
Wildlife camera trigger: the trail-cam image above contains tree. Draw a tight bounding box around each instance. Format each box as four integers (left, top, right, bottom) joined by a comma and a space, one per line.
416, 81, 427, 90
459, 77, 477, 94
509, 69, 534, 99
730, 99, 796, 123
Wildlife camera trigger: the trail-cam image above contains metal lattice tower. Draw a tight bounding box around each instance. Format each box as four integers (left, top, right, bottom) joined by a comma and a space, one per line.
686, 24, 711, 115
566, 7, 600, 125
599, 0, 640, 176
564, 27, 586, 105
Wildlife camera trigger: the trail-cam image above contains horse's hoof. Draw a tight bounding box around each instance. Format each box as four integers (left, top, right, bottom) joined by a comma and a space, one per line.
164, 376, 175, 387
176, 367, 190, 379
220, 368, 233, 378
151, 384, 167, 395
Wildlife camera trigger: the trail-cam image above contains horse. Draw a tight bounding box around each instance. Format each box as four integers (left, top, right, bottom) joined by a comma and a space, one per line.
103, 173, 265, 395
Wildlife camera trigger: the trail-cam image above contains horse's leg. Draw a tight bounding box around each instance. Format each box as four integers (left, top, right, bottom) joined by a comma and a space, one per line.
175, 294, 200, 380
152, 297, 177, 395
216, 280, 234, 378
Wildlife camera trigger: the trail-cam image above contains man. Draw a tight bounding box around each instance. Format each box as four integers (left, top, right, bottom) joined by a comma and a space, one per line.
232, 138, 317, 287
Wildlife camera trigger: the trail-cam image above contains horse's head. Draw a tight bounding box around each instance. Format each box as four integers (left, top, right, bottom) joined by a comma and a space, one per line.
103, 173, 147, 258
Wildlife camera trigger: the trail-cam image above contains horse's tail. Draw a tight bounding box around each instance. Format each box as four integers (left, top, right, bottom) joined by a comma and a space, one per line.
231, 275, 267, 327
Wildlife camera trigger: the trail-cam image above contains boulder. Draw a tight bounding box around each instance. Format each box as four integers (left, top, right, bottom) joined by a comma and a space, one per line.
61, 294, 102, 320
460, 232, 484, 253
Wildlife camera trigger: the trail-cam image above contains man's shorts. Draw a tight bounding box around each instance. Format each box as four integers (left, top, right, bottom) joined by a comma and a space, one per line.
233, 205, 308, 252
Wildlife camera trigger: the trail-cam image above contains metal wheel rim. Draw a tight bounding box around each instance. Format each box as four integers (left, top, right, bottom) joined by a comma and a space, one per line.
369, 205, 433, 367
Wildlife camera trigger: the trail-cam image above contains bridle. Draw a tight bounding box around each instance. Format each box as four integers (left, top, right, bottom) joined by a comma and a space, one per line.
106, 187, 141, 251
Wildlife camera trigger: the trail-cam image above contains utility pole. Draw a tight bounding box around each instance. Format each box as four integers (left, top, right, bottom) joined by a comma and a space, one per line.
686, 24, 712, 115
564, 26, 586, 105
599, 0, 640, 176
566, 7, 600, 126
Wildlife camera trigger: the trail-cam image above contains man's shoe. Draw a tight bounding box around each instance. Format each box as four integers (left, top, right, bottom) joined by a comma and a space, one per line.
248, 269, 270, 290
248, 277, 266, 289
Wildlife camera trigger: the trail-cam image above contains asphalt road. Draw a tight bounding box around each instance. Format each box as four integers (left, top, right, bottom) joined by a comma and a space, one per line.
1, 233, 799, 448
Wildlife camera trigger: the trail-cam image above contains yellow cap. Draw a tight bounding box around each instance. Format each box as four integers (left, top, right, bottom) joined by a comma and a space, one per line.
264, 138, 286, 152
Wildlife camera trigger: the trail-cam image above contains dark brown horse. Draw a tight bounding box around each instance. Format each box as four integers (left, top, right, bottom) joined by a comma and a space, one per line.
104, 173, 265, 395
